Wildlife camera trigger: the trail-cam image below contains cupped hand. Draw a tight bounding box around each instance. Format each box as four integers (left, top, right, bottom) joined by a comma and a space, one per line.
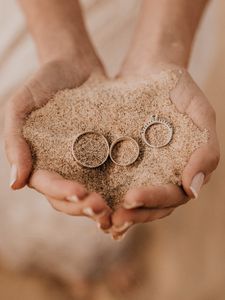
111, 67, 220, 240
4, 59, 112, 229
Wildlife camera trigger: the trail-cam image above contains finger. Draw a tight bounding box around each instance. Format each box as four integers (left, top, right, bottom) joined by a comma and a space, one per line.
46, 197, 82, 214
111, 207, 174, 239
82, 192, 112, 231
47, 192, 112, 230
123, 184, 188, 210
29, 169, 88, 201
5, 135, 32, 190
4, 88, 35, 189
46, 197, 86, 216
30, 170, 112, 230
182, 140, 220, 199
170, 70, 220, 199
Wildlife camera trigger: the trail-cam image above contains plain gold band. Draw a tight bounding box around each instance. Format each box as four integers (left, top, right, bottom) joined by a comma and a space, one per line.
109, 136, 140, 167
71, 131, 110, 168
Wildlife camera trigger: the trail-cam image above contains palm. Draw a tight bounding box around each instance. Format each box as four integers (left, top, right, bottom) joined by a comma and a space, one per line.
5, 60, 93, 189
4, 60, 112, 230
110, 68, 220, 239
170, 69, 219, 189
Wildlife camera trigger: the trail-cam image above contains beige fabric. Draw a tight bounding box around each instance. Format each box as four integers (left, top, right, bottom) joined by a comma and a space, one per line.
0, 0, 225, 298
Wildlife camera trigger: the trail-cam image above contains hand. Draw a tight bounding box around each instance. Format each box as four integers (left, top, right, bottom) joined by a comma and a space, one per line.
110, 66, 220, 240
4, 58, 112, 230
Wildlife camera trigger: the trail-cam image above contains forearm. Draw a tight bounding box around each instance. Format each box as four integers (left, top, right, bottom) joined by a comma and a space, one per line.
19, 0, 98, 65
122, 0, 209, 74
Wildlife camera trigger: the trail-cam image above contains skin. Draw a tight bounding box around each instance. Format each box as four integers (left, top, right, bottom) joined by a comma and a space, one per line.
111, 67, 219, 239
4, 0, 112, 230
4, 0, 220, 239
111, 0, 220, 239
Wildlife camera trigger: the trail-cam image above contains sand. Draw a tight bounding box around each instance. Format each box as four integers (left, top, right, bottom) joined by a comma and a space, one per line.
72, 131, 109, 168
110, 138, 139, 166
22, 70, 209, 208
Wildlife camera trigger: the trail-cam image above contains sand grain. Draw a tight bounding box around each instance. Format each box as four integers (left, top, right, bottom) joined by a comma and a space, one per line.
22, 70, 209, 208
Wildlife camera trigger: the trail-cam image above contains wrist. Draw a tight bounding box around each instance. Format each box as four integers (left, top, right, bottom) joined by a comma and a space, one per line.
120, 38, 190, 78
120, 0, 205, 78
38, 34, 103, 82
38, 30, 100, 66
20, 0, 101, 69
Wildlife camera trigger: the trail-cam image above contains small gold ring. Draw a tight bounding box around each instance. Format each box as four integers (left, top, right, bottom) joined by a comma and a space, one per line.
109, 136, 140, 167
72, 131, 109, 168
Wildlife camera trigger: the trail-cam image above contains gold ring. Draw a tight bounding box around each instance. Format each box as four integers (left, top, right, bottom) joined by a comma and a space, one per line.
109, 136, 140, 167
72, 131, 110, 168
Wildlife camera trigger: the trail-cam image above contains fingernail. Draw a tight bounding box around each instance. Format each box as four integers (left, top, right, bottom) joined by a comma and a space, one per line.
82, 207, 108, 218
111, 232, 127, 241
113, 221, 133, 233
66, 195, 80, 203
9, 164, 17, 188
190, 172, 205, 199
123, 201, 144, 209
82, 207, 95, 217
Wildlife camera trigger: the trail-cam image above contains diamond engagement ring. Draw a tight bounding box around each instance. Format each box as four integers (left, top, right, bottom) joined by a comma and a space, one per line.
141, 114, 173, 148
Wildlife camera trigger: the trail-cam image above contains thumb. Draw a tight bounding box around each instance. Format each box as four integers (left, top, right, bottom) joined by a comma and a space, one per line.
182, 140, 220, 199
4, 91, 33, 190
5, 135, 32, 190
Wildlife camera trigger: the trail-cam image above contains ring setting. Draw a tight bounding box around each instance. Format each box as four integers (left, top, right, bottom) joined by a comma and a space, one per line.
140, 114, 173, 148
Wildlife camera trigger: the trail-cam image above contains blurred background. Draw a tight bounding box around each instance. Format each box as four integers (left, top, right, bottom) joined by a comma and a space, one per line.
0, 0, 225, 299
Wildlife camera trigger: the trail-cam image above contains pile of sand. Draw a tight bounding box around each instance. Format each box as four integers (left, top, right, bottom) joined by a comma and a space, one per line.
22, 70, 208, 208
